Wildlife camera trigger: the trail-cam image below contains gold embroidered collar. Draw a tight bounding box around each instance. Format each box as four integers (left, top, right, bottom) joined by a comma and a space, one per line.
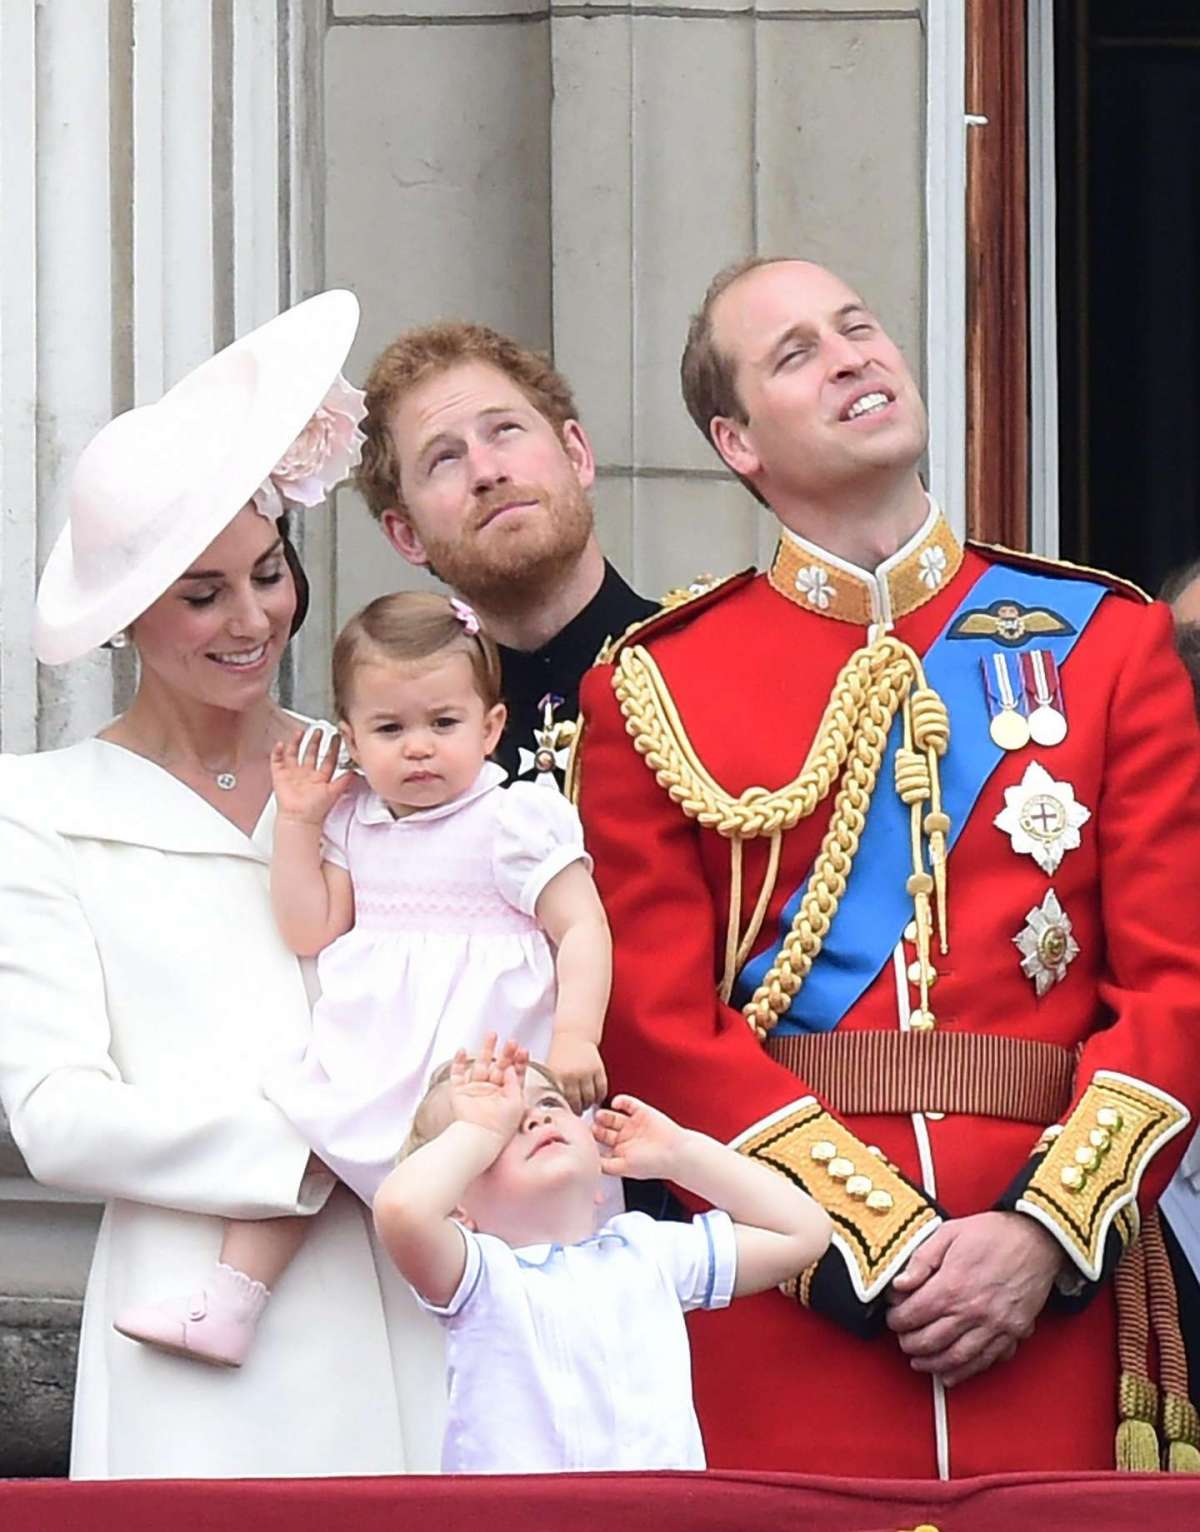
768, 502, 963, 627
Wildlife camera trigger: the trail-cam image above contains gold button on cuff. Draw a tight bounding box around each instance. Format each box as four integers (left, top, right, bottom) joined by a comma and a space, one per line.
845, 1175, 873, 1199
865, 1189, 895, 1213
1088, 1128, 1111, 1152
810, 1141, 837, 1164
1061, 1165, 1085, 1190
1075, 1146, 1099, 1169
1097, 1107, 1123, 1131
828, 1157, 855, 1181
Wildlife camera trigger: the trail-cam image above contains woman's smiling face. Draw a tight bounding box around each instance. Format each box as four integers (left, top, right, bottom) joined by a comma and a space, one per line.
127, 505, 297, 710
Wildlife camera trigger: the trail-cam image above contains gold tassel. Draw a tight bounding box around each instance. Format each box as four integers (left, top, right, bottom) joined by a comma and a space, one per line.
1116, 1419, 1161, 1472
1168, 1440, 1200, 1474
1116, 1371, 1161, 1471
1162, 1391, 1200, 1473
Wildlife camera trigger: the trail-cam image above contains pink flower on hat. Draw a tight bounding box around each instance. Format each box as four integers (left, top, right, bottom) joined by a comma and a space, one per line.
252, 373, 367, 521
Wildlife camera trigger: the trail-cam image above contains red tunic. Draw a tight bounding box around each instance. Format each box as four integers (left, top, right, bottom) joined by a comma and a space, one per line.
577, 523, 1200, 1478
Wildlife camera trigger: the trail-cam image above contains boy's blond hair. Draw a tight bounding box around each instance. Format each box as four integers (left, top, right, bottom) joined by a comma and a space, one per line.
401, 1056, 567, 1159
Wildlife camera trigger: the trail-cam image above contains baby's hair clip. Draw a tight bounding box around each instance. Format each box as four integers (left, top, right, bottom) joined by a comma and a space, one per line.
450, 597, 481, 636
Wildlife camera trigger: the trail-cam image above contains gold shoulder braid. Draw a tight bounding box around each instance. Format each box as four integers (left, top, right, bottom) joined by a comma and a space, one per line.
967, 539, 1150, 605
613, 634, 951, 1035
567, 573, 744, 805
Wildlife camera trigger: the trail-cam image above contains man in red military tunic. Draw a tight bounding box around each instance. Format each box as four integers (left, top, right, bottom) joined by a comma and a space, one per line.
574, 257, 1200, 1477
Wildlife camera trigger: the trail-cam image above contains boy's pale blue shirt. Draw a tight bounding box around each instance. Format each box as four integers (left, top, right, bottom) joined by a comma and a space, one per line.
419, 1208, 736, 1473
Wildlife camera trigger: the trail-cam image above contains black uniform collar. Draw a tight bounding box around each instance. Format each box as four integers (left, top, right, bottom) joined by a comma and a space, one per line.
496, 562, 655, 706
493, 562, 656, 784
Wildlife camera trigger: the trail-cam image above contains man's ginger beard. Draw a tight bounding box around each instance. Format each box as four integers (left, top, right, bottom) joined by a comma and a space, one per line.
413, 477, 594, 617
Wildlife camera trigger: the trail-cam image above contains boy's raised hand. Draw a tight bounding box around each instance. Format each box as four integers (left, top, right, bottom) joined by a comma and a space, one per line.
447, 1034, 528, 1146
593, 1094, 687, 1180
270, 730, 353, 824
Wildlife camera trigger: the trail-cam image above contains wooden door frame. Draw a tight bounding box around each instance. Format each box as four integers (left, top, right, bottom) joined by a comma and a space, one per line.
965, 0, 1029, 548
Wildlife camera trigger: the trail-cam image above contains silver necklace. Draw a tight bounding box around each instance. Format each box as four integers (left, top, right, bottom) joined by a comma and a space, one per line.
115, 717, 277, 791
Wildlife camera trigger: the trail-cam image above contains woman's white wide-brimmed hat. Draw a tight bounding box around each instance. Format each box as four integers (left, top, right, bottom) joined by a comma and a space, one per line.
34, 288, 361, 665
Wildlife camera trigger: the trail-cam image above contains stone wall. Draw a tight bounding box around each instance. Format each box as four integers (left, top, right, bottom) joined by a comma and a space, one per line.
322, 2, 931, 680
0, 1116, 99, 1475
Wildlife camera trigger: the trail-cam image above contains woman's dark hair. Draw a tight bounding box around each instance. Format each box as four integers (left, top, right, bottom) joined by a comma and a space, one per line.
279, 514, 309, 638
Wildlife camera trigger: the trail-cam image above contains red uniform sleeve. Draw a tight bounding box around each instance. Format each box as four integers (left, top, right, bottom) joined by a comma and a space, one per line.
1089, 598, 1200, 1174
1002, 600, 1200, 1281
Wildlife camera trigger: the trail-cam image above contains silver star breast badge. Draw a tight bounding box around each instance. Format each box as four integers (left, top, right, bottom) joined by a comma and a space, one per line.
1014, 889, 1080, 997
994, 759, 1091, 876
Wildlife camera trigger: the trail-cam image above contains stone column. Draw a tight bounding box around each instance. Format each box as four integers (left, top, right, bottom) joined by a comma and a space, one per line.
320, 0, 555, 673
552, 2, 927, 591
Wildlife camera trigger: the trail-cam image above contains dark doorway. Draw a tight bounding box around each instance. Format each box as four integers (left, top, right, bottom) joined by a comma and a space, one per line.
1054, 0, 1200, 593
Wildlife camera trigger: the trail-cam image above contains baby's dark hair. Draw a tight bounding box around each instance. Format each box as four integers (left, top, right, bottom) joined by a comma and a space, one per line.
400, 1056, 567, 1160
332, 591, 503, 721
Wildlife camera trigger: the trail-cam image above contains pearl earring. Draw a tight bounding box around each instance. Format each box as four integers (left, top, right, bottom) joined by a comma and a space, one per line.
106, 630, 130, 650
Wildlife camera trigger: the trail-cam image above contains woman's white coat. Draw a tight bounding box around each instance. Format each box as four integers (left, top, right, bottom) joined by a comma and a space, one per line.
0, 738, 444, 1479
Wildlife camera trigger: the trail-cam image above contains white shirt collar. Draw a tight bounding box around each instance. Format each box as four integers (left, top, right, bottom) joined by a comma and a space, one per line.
351, 759, 507, 828
513, 1226, 630, 1267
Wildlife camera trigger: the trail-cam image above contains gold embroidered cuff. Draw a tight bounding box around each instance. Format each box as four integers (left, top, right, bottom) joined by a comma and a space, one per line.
732, 1097, 941, 1303
1016, 1071, 1190, 1280
779, 1262, 818, 1307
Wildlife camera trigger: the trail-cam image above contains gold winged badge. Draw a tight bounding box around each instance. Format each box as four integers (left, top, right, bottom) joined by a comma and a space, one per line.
948, 599, 1076, 648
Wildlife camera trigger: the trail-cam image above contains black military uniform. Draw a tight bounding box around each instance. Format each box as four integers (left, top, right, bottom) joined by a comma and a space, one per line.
492, 561, 656, 789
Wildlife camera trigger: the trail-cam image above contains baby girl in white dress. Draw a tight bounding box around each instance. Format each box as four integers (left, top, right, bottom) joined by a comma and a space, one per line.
115, 591, 610, 1366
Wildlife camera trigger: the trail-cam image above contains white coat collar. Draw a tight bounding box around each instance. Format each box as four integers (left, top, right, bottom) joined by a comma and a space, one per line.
351, 760, 507, 828
38, 720, 334, 861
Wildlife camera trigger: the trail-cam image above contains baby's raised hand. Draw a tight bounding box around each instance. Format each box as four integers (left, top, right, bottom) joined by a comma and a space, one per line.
545, 1034, 608, 1114
448, 1034, 528, 1145
271, 730, 352, 824
592, 1094, 686, 1180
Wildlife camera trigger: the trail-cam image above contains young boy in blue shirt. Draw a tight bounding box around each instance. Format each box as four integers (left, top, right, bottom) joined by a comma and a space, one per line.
373, 1034, 831, 1472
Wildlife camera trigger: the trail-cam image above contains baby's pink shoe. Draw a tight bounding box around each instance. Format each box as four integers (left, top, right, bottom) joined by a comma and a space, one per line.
113, 1262, 270, 1367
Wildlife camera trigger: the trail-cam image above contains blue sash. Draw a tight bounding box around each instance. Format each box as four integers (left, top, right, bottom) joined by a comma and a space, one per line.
732, 565, 1107, 1032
